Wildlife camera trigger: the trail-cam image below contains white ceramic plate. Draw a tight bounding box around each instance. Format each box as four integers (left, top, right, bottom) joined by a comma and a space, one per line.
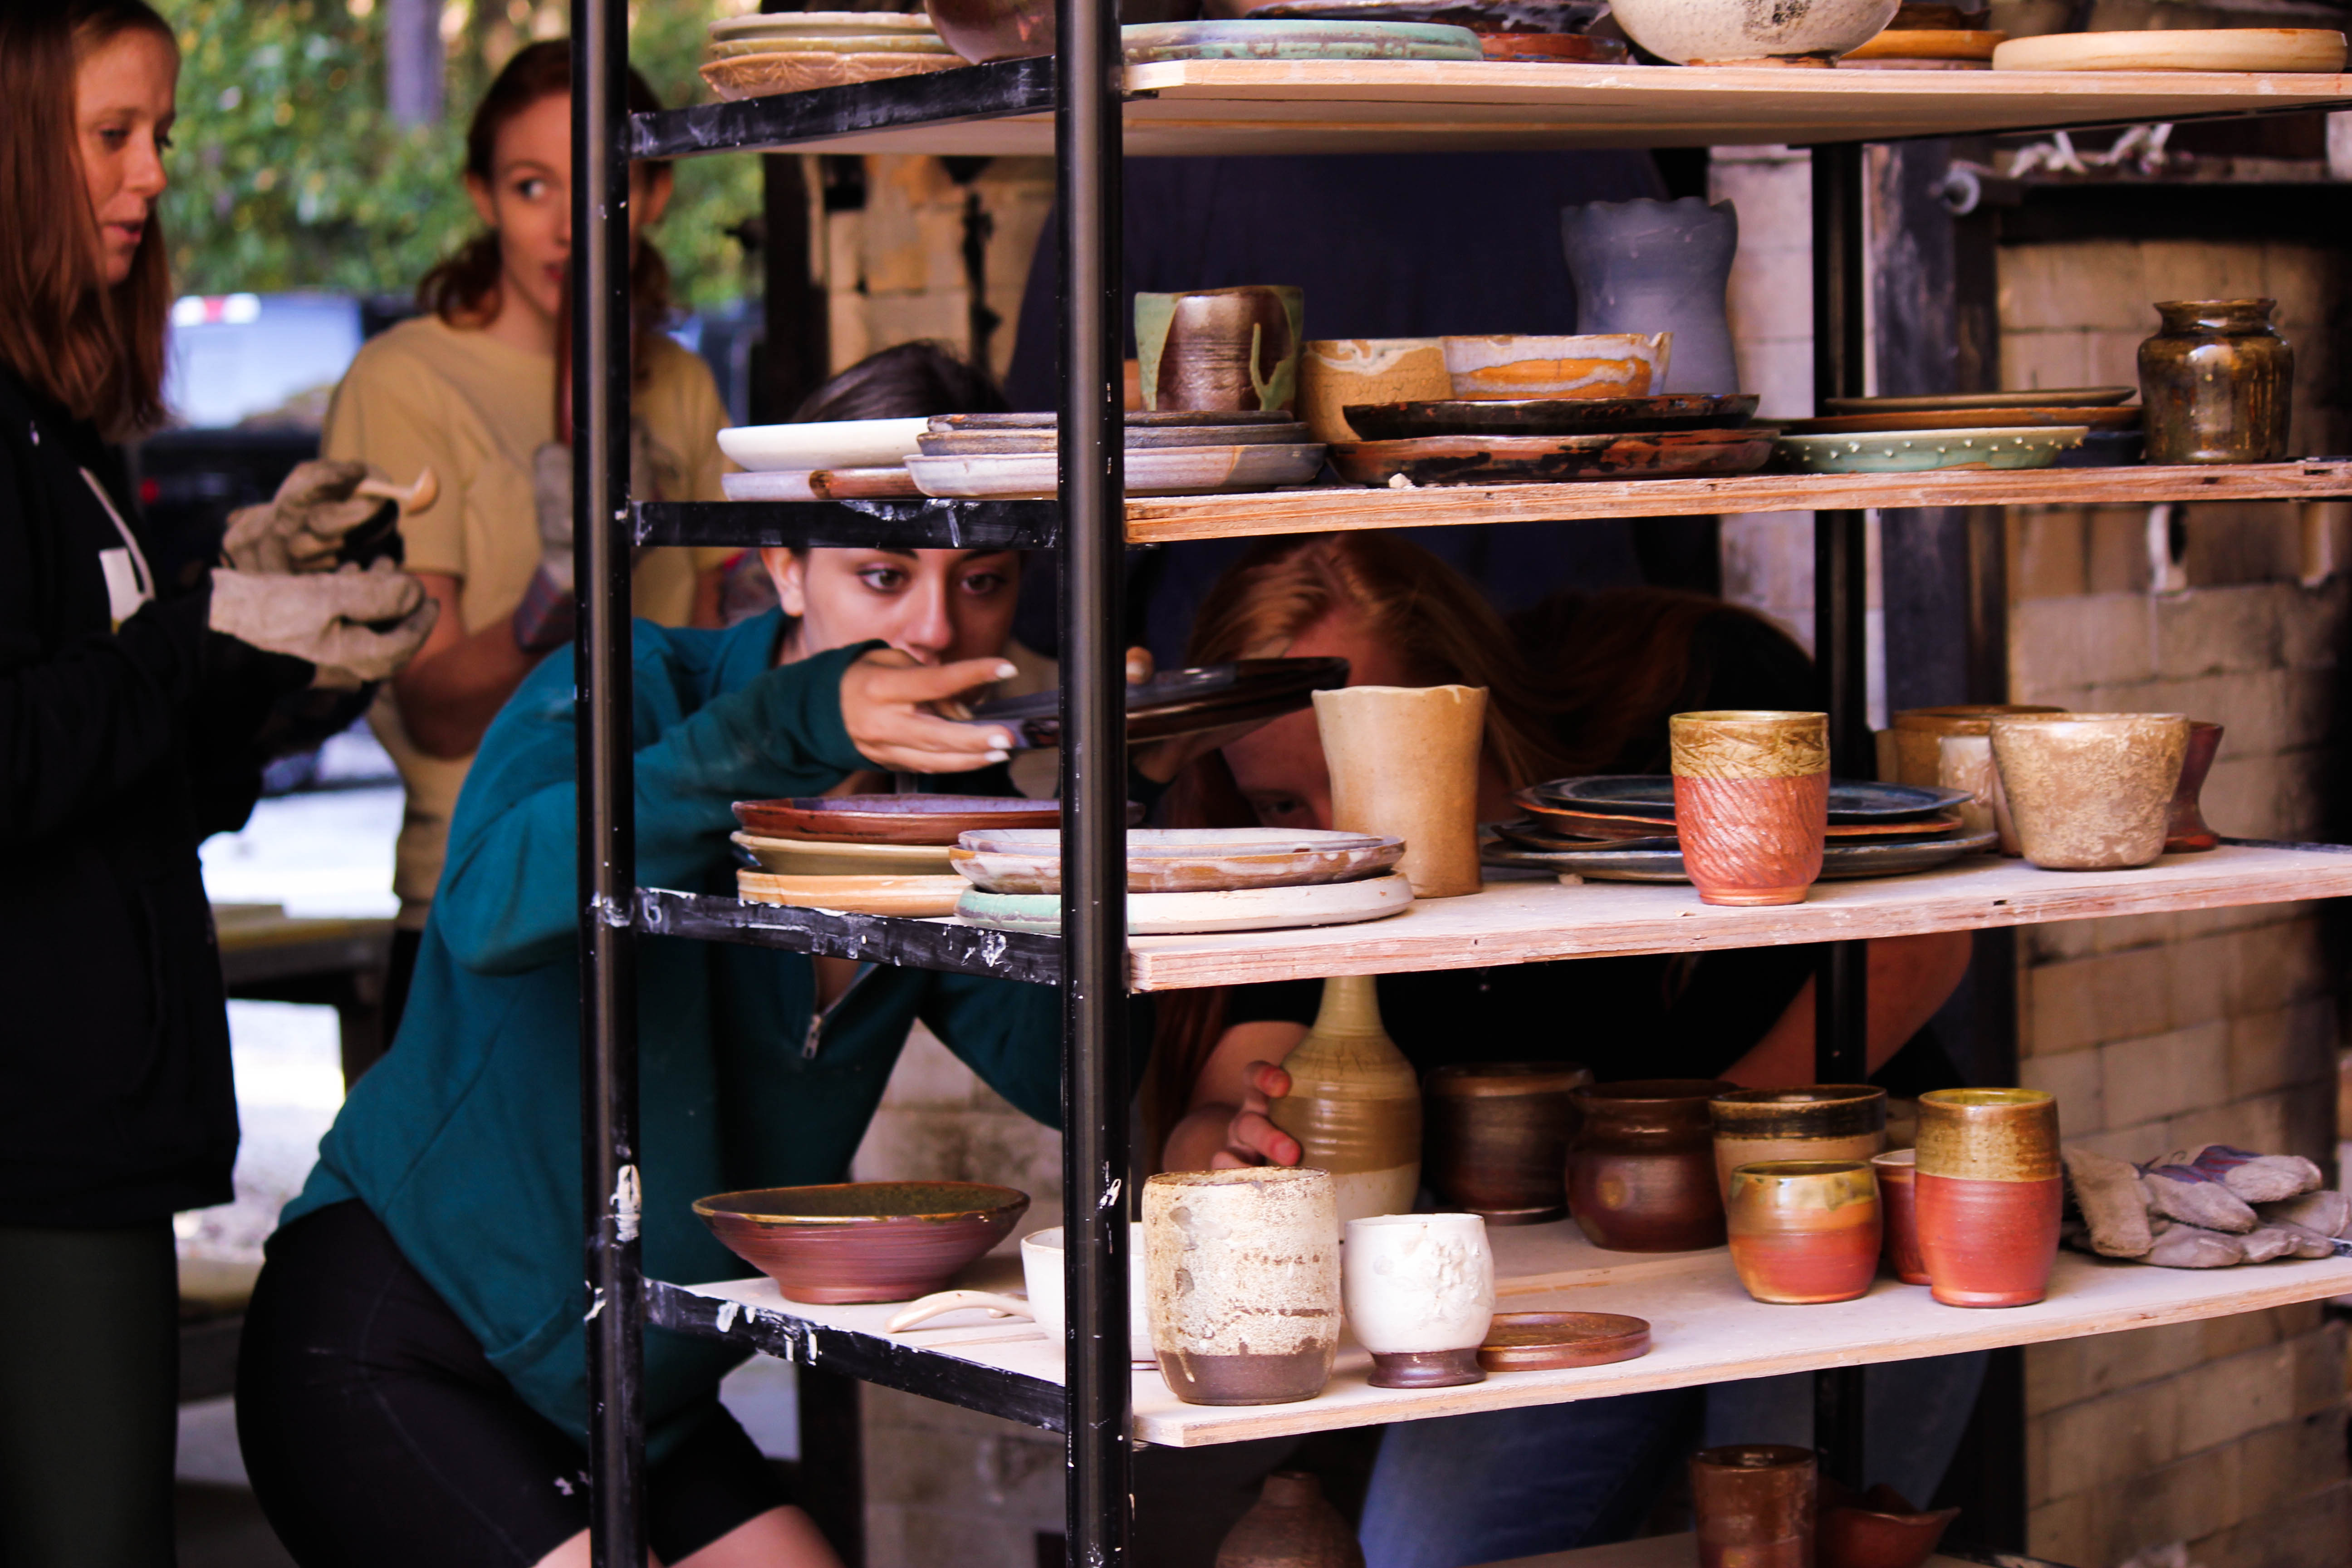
906, 443, 1327, 498
709, 11, 941, 39
717, 417, 933, 472
1775, 426, 2087, 475
733, 833, 956, 877
951, 827, 1404, 894
957, 870, 1415, 934
737, 870, 968, 916
1991, 28, 2344, 72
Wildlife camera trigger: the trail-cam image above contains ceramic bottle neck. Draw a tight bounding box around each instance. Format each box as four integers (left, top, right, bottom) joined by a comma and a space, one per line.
2154, 299, 2278, 338
1309, 973, 1387, 1040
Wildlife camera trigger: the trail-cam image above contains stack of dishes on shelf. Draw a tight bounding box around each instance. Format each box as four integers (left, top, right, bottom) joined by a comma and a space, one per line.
731, 795, 1067, 916
1329, 387, 1774, 488
715, 416, 933, 500
1839, 2, 2004, 68
905, 412, 1327, 498
1773, 386, 2134, 473
699, 11, 965, 100
1225, 0, 1629, 61
1120, 18, 1486, 60
953, 828, 1414, 933
1485, 775, 1994, 882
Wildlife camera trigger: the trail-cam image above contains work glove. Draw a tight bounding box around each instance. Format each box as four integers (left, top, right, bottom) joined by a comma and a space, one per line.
210, 560, 440, 689
516, 427, 660, 654
220, 460, 398, 575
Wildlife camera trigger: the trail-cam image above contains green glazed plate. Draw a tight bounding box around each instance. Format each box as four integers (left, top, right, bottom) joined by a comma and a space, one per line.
1121, 20, 1483, 60
1775, 426, 2087, 475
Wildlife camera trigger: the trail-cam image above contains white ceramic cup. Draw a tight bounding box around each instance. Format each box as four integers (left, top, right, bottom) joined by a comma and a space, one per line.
1342, 1212, 1494, 1388
1020, 1226, 1153, 1363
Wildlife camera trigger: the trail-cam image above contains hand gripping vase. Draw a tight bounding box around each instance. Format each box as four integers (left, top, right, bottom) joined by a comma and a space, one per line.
1913, 1088, 2062, 1308
1268, 975, 1423, 1227
1560, 197, 1741, 397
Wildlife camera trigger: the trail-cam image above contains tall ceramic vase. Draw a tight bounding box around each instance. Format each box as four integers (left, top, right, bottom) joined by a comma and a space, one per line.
1269, 975, 1423, 1227
1560, 198, 1741, 397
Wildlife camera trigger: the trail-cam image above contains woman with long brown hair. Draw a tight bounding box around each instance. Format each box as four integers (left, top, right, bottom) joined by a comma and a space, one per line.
0, 3, 435, 1558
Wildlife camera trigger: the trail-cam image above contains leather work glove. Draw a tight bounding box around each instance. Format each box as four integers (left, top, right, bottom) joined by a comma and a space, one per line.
210, 559, 440, 689
220, 460, 397, 575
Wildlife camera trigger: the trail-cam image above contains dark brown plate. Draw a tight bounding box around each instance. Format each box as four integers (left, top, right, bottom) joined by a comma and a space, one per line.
968, 657, 1348, 747
732, 794, 1064, 843
917, 422, 1313, 456
1513, 793, 1965, 841
1343, 394, 1759, 440
694, 1181, 1030, 1306
1329, 428, 1775, 487
1478, 1310, 1652, 1372
1478, 30, 1627, 59
807, 466, 925, 499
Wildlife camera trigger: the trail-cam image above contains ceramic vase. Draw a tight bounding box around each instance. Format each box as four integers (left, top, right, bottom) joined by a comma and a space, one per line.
1691, 1445, 1818, 1568
1439, 332, 1671, 401
1298, 338, 1450, 444
1267, 976, 1424, 1227
1422, 1061, 1593, 1224
1343, 1213, 1495, 1388
1669, 710, 1830, 906
1215, 1471, 1365, 1568
1021, 1226, 1154, 1364
1709, 1085, 1887, 1198
1871, 1148, 1931, 1285
1609, 0, 1897, 62
1989, 712, 2190, 871
1883, 704, 2067, 789
2166, 720, 2224, 852
1136, 286, 1305, 414
1313, 684, 1486, 897
1559, 198, 1740, 397
1726, 1159, 1882, 1305
1143, 1168, 1341, 1405
2138, 299, 2293, 465
1567, 1079, 1738, 1253
1913, 1088, 2062, 1308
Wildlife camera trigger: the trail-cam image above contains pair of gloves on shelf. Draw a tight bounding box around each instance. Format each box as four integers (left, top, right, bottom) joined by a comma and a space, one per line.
210, 461, 439, 688
2063, 1143, 2347, 1268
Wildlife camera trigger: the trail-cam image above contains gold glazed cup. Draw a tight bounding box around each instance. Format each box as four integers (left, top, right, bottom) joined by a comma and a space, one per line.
1669, 710, 1830, 906
1913, 1088, 2063, 1308
1988, 713, 2190, 870
1725, 1159, 1883, 1306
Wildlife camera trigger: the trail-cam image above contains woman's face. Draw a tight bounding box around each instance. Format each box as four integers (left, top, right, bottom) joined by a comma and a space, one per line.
465, 91, 673, 333
1221, 608, 1412, 831
75, 28, 176, 288
764, 548, 1023, 666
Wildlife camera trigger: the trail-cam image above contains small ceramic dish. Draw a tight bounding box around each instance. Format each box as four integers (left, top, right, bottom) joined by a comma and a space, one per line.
693, 1181, 1029, 1304
1779, 405, 2138, 436
950, 827, 1404, 894
914, 422, 1312, 456
1343, 393, 1759, 440
715, 416, 932, 472
1775, 426, 2087, 475
1119, 19, 1483, 60
1441, 333, 1672, 401
699, 51, 964, 98
710, 11, 943, 39
1526, 775, 1970, 820
732, 833, 957, 877
1990, 27, 2345, 72
736, 871, 970, 916
1331, 427, 1775, 487
1241, 0, 1609, 30
1476, 1311, 1651, 1372
1481, 828, 1999, 882
1840, 26, 2004, 59
733, 794, 1063, 844
1821, 387, 2132, 413
720, 467, 924, 501
968, 657, 1348, 747
956, 871, 1415, 934
906, 443, 1326, 498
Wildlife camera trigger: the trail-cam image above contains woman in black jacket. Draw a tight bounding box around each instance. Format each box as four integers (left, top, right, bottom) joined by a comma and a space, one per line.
0, 5, 436, 1560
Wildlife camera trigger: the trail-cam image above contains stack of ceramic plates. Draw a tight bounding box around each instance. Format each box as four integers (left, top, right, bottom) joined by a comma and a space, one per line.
1120, 19, 1483, 60
716, 416, 932, 500
906, 412, 1327, 498
1776, 387, 2133, 471
953, 828, 1414, 933
1242, 0, 1627, 59
701, 11, 964, 101
731, 794, 1066, 916
963, 657, 1347, 748
1327, 393, 1773, 487
1485, 775, 1995, 882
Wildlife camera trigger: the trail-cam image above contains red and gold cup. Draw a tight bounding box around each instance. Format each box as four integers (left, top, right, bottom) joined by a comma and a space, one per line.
1669, 710, 1830, 906
1914, 1088, 2062, 1308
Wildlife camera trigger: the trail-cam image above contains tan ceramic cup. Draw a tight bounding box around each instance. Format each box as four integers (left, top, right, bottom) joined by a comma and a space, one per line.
1298, 338, 1450, 444
1669, 710, 1829, 906
1989, 713, 2190, 870
1936, 733, 1999, 841
1143, 1168, 1340, 1405
1882, 705, 2067, 788
1313, 684, 1486, 897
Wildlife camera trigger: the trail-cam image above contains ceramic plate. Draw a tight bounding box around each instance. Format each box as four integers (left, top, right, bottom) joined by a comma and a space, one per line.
733, 833, 957, 877
720, 467, 926, 500
736, 870, 971, 916
967, 657, 1348, 747
733, 794, 1064, 844
1991, 28, 2345, 72
1482, 829, 1999, 882
1842, 26, 2004, 59
1119, 19, 1483, 60
716, 416, 933, 472
710, 12, 942, 39
1514, 800, 1967, 841
707, 34, 957, 56
1528, 775, 1972, 820
1343, 394, 1759, 440
957, 871, 1415, 934
1775, 426, 2086, 475
916, 422, 1313, 455
1779, 406, 2139, 436
1331, 427, 1776, 487
907, 443, 1326, 498
935, 410, 1304, 429
1243, 0, 1609, 29
1821, 388, 2132, 413
699, 51, 963, 98
1477, 31, 1628, 59
950, 827, 1405, 894
1478, 1311, 1652, 1372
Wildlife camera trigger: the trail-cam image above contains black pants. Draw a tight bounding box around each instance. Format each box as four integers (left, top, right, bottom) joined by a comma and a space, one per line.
237, 1202, 789, 1567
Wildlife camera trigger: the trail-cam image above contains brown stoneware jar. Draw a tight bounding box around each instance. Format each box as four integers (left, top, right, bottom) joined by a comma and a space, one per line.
1144, 1168, 1341, 1405
923, 0, 1055, 61
1136, 286, 1306, 413
1871, 1148, 1931, 1285
1215, 1471, 1365, 1568
1423, 1061, 1594, 1224
1692, 1445, 1817, 1568
2139, 299, 2293, 465
2166, 720, 2224, 852
1267, 976, 1423, 1227
1726, 1160, 1882, 1305
1568, 1080, 1738, 1252
1709, 1084, 1887, 1198
1989, 712, 2189, 871
1882, 705, 2066, 789
1669, 711, 1830, 905
1913, 1088, 2062, 1308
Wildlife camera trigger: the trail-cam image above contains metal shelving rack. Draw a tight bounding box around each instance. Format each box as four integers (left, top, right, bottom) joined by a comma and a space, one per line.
568, 7, 2352, 1561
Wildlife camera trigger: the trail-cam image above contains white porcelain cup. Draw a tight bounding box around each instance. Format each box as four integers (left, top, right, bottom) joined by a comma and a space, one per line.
1342, 1212, 1494, 1388
1021, 1226, 1153, 1363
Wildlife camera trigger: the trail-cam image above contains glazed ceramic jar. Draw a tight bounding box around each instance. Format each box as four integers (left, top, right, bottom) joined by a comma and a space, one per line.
1423, 1061, 1593, 1223
1669, 710, 1830, 906
1882, 705, 2066, 789
1913, 1088, 2062, 1308
1143, 1168, 1341, 1404
1342, 1213, 1495, 1388
2138, 299, 2293, 465
1559, 198, 1740, 397
1267, 975, 1424, 1226
1691, 1446, 1817, 1568
1567, 1079, 1739, 1252
1214, 1471, 1365, 1568
1136, 286, 1305, 413
1313, 684, 1487, 897
1871, 1148, 1931, 1285
1709, 1085, 1887, 1197
1608, 0, 1897, 64
1989, 712, 2190, 871
1725, 1160, 1883, 1305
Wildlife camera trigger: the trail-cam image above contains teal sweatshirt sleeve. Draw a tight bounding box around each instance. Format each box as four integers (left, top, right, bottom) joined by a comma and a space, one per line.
435, 632, 877, 976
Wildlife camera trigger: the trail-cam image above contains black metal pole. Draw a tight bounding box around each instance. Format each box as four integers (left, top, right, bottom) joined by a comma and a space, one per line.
1055, 0, 1131, 1560
573, 0, 644, 1562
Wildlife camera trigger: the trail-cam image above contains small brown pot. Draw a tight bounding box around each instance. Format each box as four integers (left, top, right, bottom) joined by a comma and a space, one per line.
1883, 705, 2066, 789
1710, 1084, 1887, 1197
1423, 1061, 1593, 1223
1568, 1080, 1738, 1252
1819, 1479, 1961, 1568
2139, 299, 2293, 465
1914, 1088, 2062, 1308
2166, 720, 2224, 852
1692, 1445, 1817, 1568
924, 0, 1054, 61
1989, 712, 2190, 871
1871, 1148, 1931, 1285
1727, 1160, 1882, 1305
1137, 286, 1306, 414
1671, 711, 1830, 906
1215, 1471, 1365, 1568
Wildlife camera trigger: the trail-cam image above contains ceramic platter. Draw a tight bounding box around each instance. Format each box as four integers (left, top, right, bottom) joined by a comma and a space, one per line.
1842, 27, 2005, 59
737, 870, 971, 916
1343, 393, 1759, 440
709, 11, 942, 40
699, 51, 962, 98
957, 871, 1415, 934
716, 416, 932, 472
1775, 426, 2086, 475
950, 827, 1405, 894
916, 422, 1313, 456
734, 833, 956, 877
1243, 0, 1610, 30
1331, 428, 1775, 487
967, 657, 1348, 747
1990, 27, 2346, 72
1119, 20, 1482, 60
720, 468, 926, 501
1821, 387, 2132, 414
1780, 405, 2139, 436
907, 443, 1325, 498
1482, 829, 1999, 882
1477, 1311, 1652, 1372
1526, 774, 1972, 820
733, 794, 1063, 844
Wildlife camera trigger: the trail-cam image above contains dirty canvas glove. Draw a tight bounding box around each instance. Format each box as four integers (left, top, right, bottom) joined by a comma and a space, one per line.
2141, 1161, 2260, 1233
2187, 1144, 2324, 1204
2144, 1225, 2246, 1268
2255, 1221, 2339, 1259
2257, 1189, 2352, 1237
2063, 1145, 2154, 1258
210, 561, 440, 688
513, 441, 578, 654
221, 460, 394, 575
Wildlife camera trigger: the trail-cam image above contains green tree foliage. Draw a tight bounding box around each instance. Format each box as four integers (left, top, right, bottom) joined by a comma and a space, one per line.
162, 0, 758, 311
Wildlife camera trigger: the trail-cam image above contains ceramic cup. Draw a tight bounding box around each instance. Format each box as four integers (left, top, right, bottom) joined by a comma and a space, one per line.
1913, 1088, 2062, 1308
1143, 1168, 1340, 1404
1020, 1226, 1154, 1363
1669, 710, 1830, 906
1936, 733, 1999, 841
1709, 1085, 1887, 1198
1691, 1445, 1817, 1568
1883, 705, 2067, 789
1725, 1160, 1882, 1305
1135, 286, 1304, 413
1298, 337, 1451, 444
1313, 684, 1487, 897
1568, 1079, 1739, 1253
1342, 1213, 1495, 1388
1989, 712, 2190, 871
1871, 1148, 1930, 1285
1440, 332, 1671, 401
2167, 720, 2224, 852
1422, 1061, 1594, 1224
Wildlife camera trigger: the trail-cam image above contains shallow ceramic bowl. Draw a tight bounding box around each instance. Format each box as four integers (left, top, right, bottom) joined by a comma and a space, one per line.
926, 0, 1056, 61
1990, 27, 2345, 71
735, 871, 970, 916
695, 1182, 1029, 1304
732, 833, 957, 877
1607, 0, 1896, 61
950, 827, 1404, 893
733, 794, 1063, 844
907, 443, 1325, 498
1480, 828, 1996, 882
1780, 405, 2138, 436
1821, 387, 2132, 413
1441, 333, 1671, 401
1343, 393, 1758, 439
915, 422, 1311, 455
706, 33, 958, 56
1120, 19, 1483, 59
698, 51, 961, 98
1775, 426, 2086, 474
715, 417, 932, 472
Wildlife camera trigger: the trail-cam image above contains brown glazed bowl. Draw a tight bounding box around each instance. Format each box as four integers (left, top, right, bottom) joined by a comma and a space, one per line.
1423, 1061, 1593, 1224
1710, 1084, 1887, 1197
1568, 1079, 1739, 1252
694, 1181, 1029, 1305
1818, 1479, 1961, 1568
924, 0, 1054, 61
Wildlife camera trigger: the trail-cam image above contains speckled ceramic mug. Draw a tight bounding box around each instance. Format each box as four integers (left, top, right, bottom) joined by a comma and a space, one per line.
1669, 710, 1829, 906
1144, 1168, 1340, 1405
1988, 713, 2189, 871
